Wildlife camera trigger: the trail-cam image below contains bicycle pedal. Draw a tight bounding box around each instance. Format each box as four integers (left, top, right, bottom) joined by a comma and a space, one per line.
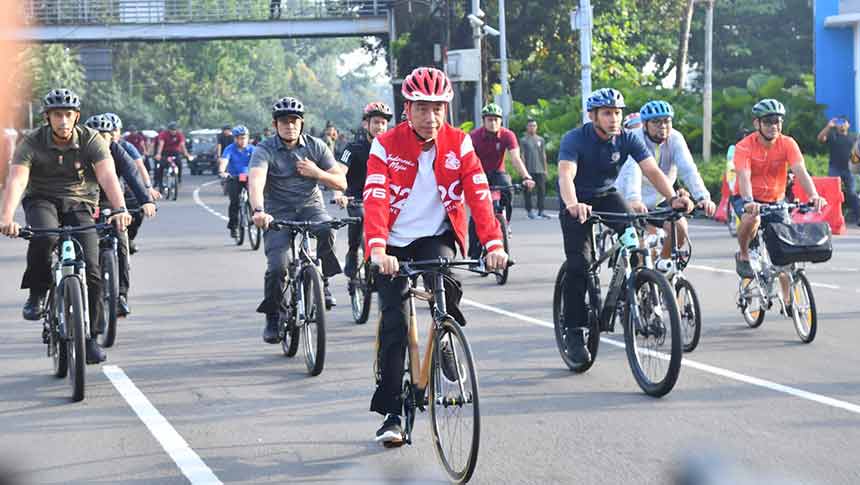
382, 439, 406, 449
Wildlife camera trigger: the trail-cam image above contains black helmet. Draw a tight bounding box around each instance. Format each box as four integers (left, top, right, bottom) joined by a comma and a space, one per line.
222, 124, 231, 130
84, 114, 114, 133
43, 88, 81, 112
167, 121, 178, 130
272, 97, 304, 120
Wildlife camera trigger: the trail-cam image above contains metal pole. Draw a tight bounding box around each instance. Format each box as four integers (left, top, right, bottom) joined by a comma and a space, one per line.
580, 0, 592, 124
499, 0, 511, 126
703, 0, 713, 162
472, 0, 483, 125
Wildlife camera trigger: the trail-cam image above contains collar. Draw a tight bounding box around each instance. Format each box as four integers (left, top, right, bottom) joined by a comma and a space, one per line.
45, 124, 81, 151
275, 133, 307, 151
482, 127, 502, 139
586, 123, 613, 144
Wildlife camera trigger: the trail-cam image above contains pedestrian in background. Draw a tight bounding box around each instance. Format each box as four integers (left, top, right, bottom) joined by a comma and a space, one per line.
521, 119, 550, 219
817, 115, 860, 226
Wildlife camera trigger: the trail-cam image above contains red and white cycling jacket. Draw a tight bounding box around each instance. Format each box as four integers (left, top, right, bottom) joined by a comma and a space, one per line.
363, 122, 503, 255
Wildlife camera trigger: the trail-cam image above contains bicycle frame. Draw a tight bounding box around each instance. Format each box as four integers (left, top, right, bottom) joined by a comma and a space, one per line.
405, 271, 450, 393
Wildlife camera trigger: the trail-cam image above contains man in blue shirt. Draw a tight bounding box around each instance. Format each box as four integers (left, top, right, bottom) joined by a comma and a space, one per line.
218, 125, 256, 239
557, 88, 693, 366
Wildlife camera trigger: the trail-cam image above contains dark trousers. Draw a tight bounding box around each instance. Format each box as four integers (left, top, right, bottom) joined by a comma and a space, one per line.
22, 197, 102, 336
829, 166, 860, 222
126, 194, 144, 241
524, 172, 547, 214
117, 230, 130, 297
226, 178, 245, 230
371, 232, 465, 416
468, 171, 511, 260
256, 209, 342, 316
343, 205, 364, 277
154, 152, 183, 187
560, 191, 629, 330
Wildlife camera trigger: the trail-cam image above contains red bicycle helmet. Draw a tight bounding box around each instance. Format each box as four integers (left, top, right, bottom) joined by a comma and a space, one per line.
401, 67, 454, 103
363, 101, 393, 120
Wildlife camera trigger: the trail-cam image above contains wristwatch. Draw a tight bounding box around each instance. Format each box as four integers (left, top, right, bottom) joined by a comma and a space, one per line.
253, 207, 265, 213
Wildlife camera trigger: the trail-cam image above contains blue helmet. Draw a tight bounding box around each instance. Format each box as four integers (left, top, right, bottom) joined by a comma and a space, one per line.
639, 100, 674, 122
586, 88, 626, 112
232, 125, 249, 137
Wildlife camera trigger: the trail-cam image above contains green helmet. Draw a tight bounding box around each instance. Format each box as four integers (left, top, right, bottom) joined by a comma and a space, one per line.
482, 103, 503, 118
752, 99, 786, 119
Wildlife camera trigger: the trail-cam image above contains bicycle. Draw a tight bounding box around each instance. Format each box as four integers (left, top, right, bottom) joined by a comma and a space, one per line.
552, 209, 684, 397
331, 197, 372, 324
269, 217, 360, 376
642, 209, 702, 353
736, 201, 829, 343
158, 156, 180, 201
373, 258, 499, 484
19, 223, 111, 402
477, 183, 522, 286
229, 174, 262, 250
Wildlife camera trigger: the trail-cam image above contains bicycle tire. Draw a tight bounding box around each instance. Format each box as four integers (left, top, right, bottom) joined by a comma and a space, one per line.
247, 200, 262, 250
739, 277, 766, 328
494, 215, 510, 285
64, 278, 87, 402
552, 262, 600, 373
99, 250, 119, 348
169, 174, 178, 201
49, 290, 67, 378
675, 277, 702, 353
281, 321, 300, 357
624, 268, 682, 397
351, 247, 372, 324
301, 266, 327, 376
236, 200, 246, 246
791, 271, 817, 344
429, 318, 480, 484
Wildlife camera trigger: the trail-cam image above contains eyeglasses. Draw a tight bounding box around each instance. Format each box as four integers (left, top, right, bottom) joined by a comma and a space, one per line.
647, 118, 672, 126
760, 116, 783, 126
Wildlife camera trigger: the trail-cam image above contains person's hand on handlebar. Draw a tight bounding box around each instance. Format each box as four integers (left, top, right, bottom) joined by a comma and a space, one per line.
108, 211, 133, 232
629, 200, 649, 214
253, 210, 273, 230
808, 195, 827, 211
0, 217, 20, 238
484, 248, 509, 272
371, 247, 399, 275
141, 202, 157, 218
566, 202, 592, 223
743, 201, 760, 216
697, 199, 717, 217
670, 194, 695, 213
333, 194, 350, 209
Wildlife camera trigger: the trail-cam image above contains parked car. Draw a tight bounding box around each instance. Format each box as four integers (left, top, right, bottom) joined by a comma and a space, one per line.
188, 129, 220, 175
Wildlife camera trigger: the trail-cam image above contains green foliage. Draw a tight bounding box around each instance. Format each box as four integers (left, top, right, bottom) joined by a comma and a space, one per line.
24, 45, 86, 102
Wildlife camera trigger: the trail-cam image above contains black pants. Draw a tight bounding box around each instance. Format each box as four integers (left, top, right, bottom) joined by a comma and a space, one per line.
126, 194, 144, 242
560, 191, 629, 330
371, 232, 465, 416
524, 172, 547, 214
256, 208, 342, 316
343, 204, 364, 277
22, 197, 102, 336
468, 171, 512, 260
226, 178, 246, 230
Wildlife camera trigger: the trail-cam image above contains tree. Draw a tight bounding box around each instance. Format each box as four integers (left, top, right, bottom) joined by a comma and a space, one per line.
674, 0, 696, 91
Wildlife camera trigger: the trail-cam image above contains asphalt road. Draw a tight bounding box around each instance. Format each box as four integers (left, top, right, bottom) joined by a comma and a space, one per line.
2, 175, 860, 484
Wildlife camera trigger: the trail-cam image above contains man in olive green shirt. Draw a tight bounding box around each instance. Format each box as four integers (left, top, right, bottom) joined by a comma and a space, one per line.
521, 119, 550, 219
0, 88, 131, 364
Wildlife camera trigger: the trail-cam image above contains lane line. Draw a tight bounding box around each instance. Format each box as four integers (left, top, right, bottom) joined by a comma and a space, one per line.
193, 181, 229, 222
103, 365, 222, 485
689, 264, 845, 290
461, 298, 860, 415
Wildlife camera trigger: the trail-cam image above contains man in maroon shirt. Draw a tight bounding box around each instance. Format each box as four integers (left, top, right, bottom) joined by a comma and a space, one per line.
468, 103, 534, 259
154, 121, 193, 187
124, 125, 147, 156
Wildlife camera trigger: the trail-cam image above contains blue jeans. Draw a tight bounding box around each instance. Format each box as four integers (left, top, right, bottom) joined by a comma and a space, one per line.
828, 166, 860, 222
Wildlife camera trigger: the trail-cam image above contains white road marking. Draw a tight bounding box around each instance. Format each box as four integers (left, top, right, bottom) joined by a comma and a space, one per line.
688, 264, 845, 290
103, 365, 223, 485
461, 298, 860, 416
193, 181, 229, 222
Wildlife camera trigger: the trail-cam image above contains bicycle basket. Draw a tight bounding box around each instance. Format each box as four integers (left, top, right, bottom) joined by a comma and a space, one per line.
763, 222, 832, 266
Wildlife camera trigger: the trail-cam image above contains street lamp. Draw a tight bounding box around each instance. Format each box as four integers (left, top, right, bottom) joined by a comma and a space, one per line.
467, 8, 512, 126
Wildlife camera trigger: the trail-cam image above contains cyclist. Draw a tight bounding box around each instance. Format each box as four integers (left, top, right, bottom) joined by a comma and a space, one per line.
0, 88, 132, 364
467, 103, 534, 259
217, 125, 256, 239
364, 67, 508, 446
615, 100, 716, 266
216, 124, 234, 159
732, 99, 826, 293
124, 125, 147, 158
622, 112, 642, 132
249, 96, 346, 343
558, 88, 694, 366
154, 121, 193, 189
333, 101, 393, 278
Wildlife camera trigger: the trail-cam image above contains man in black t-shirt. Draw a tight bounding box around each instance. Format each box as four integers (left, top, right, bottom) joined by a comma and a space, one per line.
216, 124, 234, 159
818, 116, 860, 225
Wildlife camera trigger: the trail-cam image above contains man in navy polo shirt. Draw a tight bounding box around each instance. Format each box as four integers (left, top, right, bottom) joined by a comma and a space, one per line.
557, 88, 693, 365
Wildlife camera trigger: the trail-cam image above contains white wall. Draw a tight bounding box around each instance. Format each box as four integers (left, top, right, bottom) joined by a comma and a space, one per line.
841, 0, 860, 14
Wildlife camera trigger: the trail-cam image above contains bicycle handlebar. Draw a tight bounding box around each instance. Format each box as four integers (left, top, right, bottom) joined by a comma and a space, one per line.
269, 217, 361, 232
756, 201, 815, 215
370, 256, 515, 278
18, 223, 112, 240
489, 184, 523, 193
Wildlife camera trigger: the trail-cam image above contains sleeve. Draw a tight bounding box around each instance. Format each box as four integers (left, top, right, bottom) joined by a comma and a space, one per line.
732, 139, 751, 172
220, 143, 234, 160
557, 131, 579, 163
786, 137, 804, 167
362, 138, 391, 253
249, 144, 271, 169
11, 137, 34, 167
616, 158, 643, 202
316, 139, 336, 171
89, 135, 113, 165
114, 144, 152, 204
628, 133, 652, 163
123, 142, 141, 160
460, 135, 504, 253
540, 136, 547, 165
504, 129, 519, 150
672, 131, 710, 201
339, 143, 355, 167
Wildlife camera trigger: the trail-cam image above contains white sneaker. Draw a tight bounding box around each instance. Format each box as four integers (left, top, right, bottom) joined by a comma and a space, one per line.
655, 258, 675, 273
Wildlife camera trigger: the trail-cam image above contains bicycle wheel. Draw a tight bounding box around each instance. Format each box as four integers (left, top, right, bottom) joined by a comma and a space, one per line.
429, 318, 480, 484
169, 174, 178, 201
351, 248, 373, 324
98, 249, 119, 348
63, 278, 87, 402
675, 277, 701, 353
739, 277, 766, 328
48, 290, 67, 378
790, 271, 817, 344
623, 268, 682, 397
235, 201, 246, 246
247, 200, 262, 250
552, 262, 600, 373
301, 267, 326, 376
494, 214, 510, 285
281, 320, 300, 357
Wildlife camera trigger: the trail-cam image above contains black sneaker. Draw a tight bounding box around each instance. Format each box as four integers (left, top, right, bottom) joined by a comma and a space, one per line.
117, 295, 130, 317
324, 283, 336, 309
23, 291, 46, 321
564, 327, 592, 365
129, 239, 138, 255
440, 341, 461, 382
85, 338, 107, 364
375, 414, 404, 446
263, 314, 281, 344
230, 227, 239, 239
735, 252, 754, 278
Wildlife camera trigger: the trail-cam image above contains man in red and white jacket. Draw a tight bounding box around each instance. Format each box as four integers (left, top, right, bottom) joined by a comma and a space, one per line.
364, 67, 508, 446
